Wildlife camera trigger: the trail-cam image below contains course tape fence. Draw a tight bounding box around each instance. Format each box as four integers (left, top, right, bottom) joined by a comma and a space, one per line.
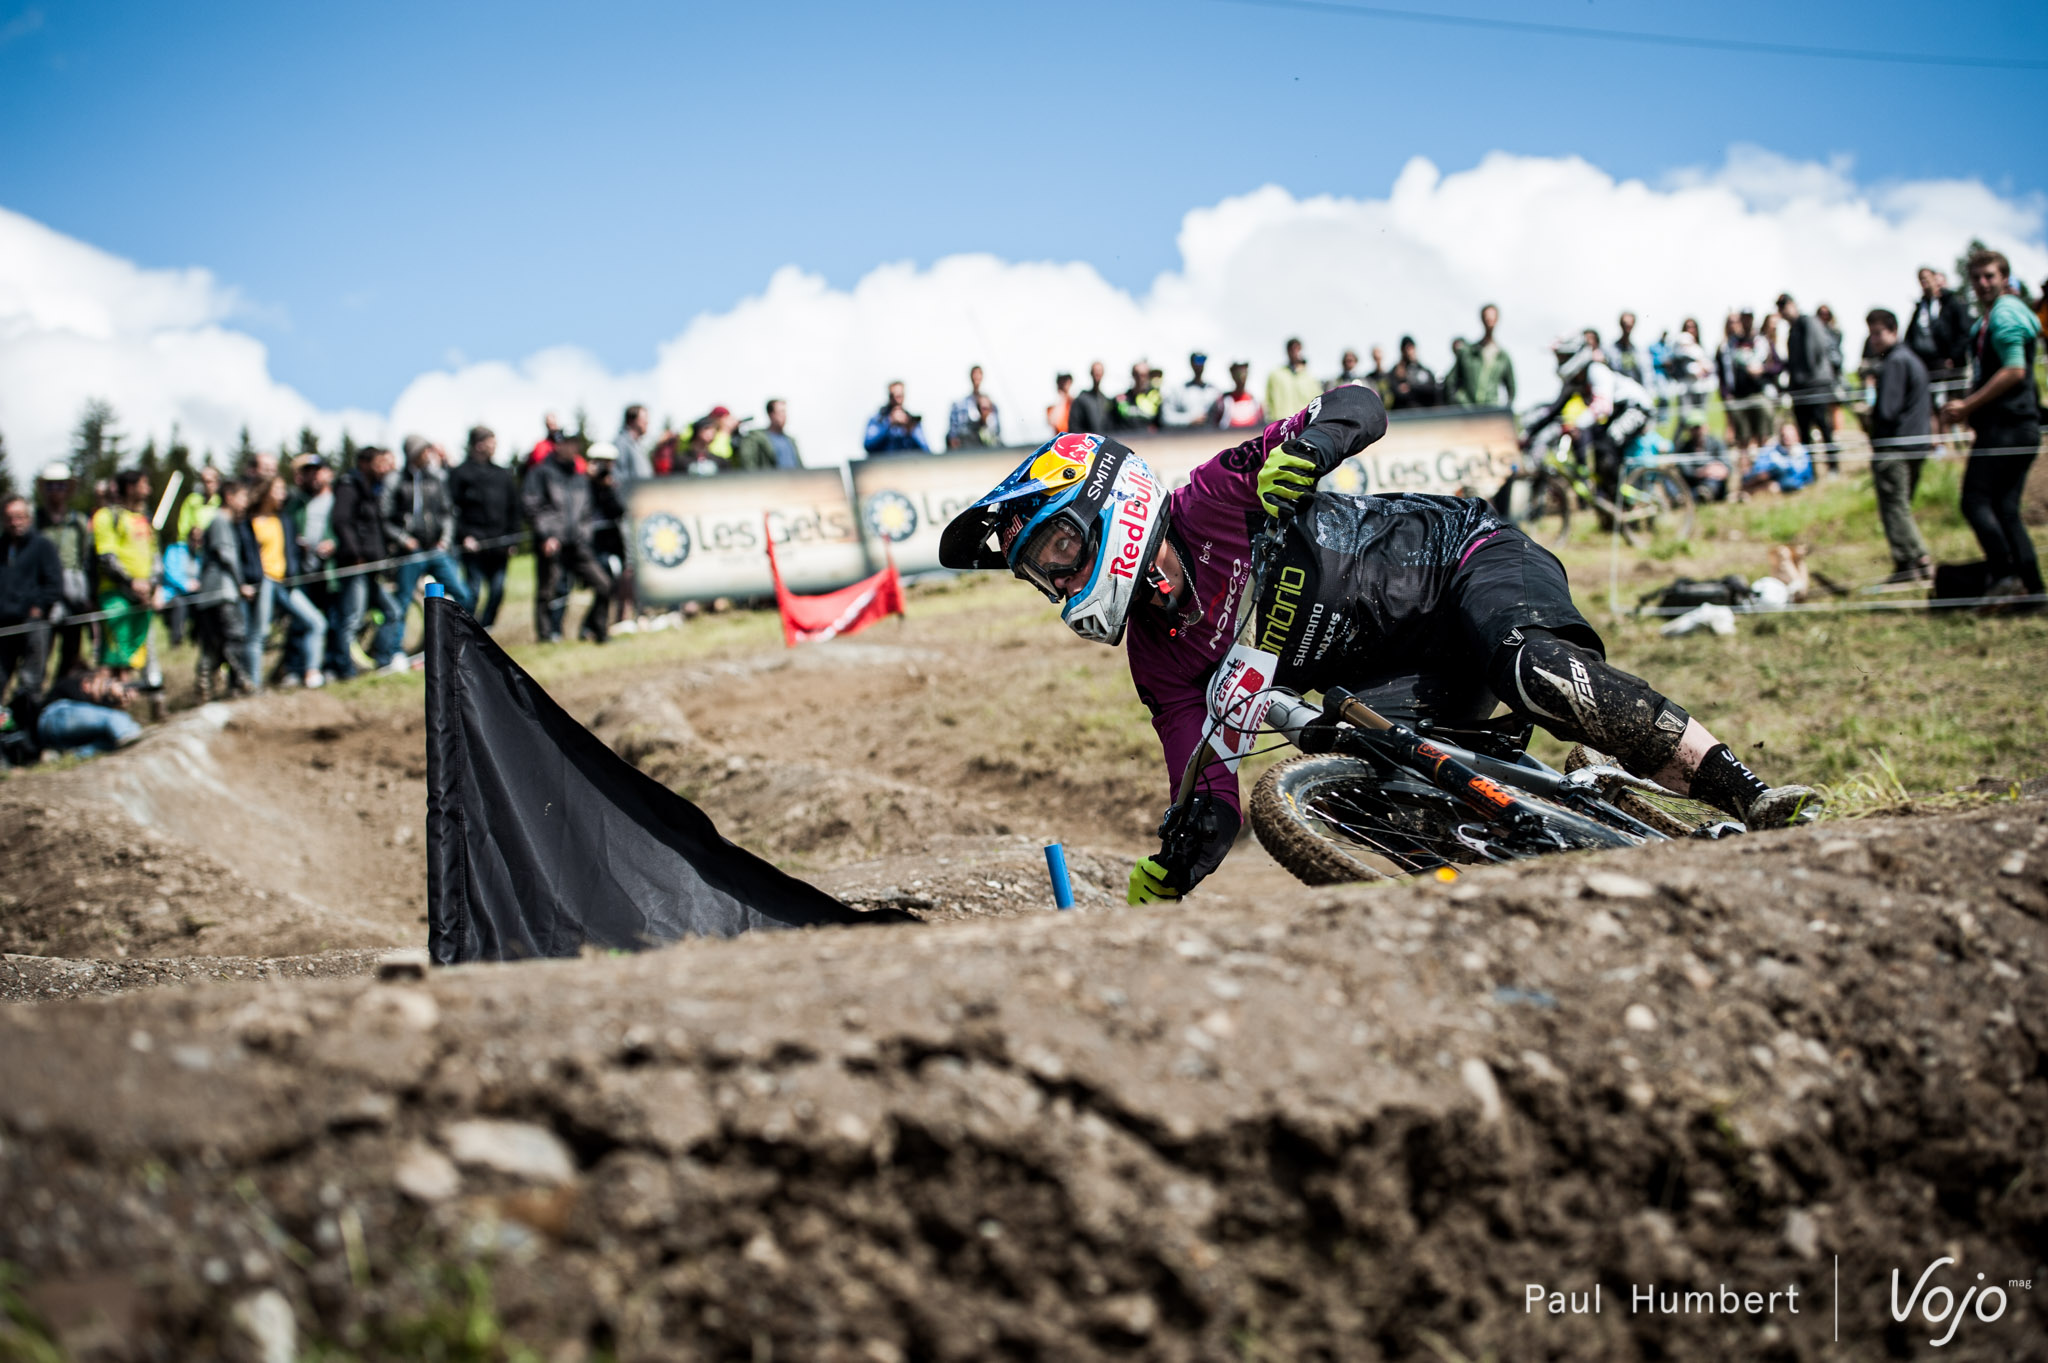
0, 527, 544, 641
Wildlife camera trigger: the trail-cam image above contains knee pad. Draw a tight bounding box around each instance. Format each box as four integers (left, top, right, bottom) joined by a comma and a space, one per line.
1490, 629, 1690, 773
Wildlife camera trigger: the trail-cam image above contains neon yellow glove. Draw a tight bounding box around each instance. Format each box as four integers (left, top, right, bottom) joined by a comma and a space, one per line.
1256, 443, 1318, 516
1127, 857, 1183, 905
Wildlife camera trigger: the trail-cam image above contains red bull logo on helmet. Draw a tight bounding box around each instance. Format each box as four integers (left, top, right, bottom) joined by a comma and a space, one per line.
1024, 432, 1100, 492
1106, 465, 1157, 581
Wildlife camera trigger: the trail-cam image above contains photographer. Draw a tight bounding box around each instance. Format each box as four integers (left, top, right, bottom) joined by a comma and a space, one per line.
862, 381, 930, 454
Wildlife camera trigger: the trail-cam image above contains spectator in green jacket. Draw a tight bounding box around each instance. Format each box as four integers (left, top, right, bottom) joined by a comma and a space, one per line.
1264, 337, 1323, 419
1448, 304, 1515, 407
175, 464, 224, 546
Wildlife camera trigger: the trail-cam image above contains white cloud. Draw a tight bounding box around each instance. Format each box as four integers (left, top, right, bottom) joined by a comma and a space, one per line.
2, 146, 2042, 472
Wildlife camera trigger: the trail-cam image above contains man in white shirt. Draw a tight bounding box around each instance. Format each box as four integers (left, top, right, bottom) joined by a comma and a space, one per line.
1159, 352, 1220, 429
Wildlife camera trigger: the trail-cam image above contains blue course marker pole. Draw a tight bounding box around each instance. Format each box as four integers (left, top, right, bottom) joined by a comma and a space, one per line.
1043, 843, 1075, 911
424, 582, 446, 599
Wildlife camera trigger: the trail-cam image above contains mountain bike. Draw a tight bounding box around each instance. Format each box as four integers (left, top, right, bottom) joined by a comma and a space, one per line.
1514, 429, 1695, 549
1240, 692, 1734, 882
1156, 514, 1735, 887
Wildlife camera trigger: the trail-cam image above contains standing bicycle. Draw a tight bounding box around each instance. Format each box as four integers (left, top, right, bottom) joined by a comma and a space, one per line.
938, 385, 1818, 904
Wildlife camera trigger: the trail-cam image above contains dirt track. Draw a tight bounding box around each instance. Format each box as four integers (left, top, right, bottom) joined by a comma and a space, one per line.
4, 800, 2046, 1360
3, 583, 2047, 1360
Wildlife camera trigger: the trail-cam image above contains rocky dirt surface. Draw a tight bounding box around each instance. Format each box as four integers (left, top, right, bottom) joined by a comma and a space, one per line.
0, 948, 387, 1004
4, 575, 2046, 1360
4, 801, 2045, 1361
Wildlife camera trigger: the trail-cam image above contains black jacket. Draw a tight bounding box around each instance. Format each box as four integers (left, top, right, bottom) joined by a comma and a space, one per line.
0, 529, 62, 624
385, 466, 454, 550
522, 456, 595, 546
235, 520, 264, 587
1068, 387, 1115, 435
332, 471, 389, 567
447, 459, 522, 544
1784, 314, 1836, 394
1387, 361, 1440, 409
1905, 289, 1970, 371
1868, 344, 1932, 450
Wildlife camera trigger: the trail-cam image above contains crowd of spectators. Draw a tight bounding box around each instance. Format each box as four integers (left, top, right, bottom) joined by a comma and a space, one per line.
2, 252, 2041, 763
0, 395, 803, 764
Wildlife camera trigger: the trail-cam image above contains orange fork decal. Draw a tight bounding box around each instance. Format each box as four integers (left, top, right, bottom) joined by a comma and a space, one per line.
1465, 776, 1517, 810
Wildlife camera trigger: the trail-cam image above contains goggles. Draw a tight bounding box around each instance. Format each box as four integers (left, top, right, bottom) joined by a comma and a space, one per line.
1010, 509, 1098, 601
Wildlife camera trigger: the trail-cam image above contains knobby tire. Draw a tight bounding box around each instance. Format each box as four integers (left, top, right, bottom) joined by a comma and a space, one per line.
1250, 753, 1640, 885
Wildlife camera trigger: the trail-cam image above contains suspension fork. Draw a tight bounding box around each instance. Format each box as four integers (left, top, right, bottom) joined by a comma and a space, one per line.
1320, 687, 1532, 825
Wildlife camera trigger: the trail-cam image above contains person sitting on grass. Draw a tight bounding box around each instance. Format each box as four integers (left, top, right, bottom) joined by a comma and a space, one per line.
1, 665, 143, 765
1741, 422, 1817, 496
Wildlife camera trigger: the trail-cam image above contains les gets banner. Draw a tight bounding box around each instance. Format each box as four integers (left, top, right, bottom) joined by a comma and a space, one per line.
627, 405, 1518, 603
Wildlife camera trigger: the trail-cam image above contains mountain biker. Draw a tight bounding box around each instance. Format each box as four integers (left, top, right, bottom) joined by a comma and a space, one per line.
1520, 335, 1658, 506
938, 384, 1819, 904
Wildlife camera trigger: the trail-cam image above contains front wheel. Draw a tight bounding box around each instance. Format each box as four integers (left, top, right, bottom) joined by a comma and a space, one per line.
1249, 753, 1643, 885
1616, 465, 1696, 545
1514, 469, 1574, 548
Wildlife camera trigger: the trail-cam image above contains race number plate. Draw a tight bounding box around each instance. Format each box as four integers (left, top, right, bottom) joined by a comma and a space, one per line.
1205, 643, 1282, 771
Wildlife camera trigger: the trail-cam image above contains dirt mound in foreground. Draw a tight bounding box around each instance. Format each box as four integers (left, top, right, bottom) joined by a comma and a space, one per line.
4, 801, 2043, 1362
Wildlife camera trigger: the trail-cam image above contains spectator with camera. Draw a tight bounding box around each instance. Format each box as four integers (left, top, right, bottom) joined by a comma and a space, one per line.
947, 367, 1001, 449
863, 382, 930, 454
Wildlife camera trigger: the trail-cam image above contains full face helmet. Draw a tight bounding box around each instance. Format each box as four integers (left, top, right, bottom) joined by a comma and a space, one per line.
1553, 333, 1597, 385
938, 432, 1168, 646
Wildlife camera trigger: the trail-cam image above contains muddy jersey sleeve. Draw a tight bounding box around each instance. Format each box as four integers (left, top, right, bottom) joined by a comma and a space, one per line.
1193, 382, 1391, 512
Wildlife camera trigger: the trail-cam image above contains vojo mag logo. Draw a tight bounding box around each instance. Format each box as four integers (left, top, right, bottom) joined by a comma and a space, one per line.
863, 490, 919, 543
637, 512, 691, 568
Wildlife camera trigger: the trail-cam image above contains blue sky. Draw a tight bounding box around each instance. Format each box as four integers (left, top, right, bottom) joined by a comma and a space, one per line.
2, 0, 2043, 416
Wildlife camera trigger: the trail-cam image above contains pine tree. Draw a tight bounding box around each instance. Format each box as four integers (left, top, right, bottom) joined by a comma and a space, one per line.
340, 429, 360, 465
233, 424, 259, 477
70, 400, 126, 511
296, 426, 321, 459
0, 429, 15, 503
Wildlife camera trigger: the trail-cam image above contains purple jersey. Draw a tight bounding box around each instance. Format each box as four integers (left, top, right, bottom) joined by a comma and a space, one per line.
1127, 389, 1376, 815
1124, 384, 1516, 817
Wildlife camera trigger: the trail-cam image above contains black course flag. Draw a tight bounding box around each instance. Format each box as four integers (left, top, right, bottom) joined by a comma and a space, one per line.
423, 585, 907, 963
